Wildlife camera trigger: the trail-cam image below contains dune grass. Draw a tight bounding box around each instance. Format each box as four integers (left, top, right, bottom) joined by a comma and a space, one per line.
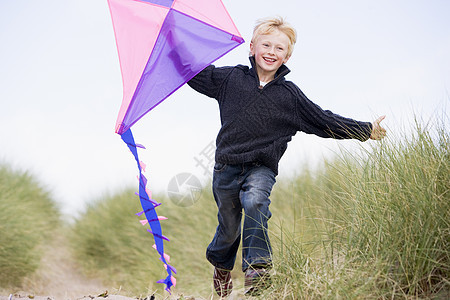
0, 164, 60, 288
264, 118, 449, 299
72, 117, 449, 299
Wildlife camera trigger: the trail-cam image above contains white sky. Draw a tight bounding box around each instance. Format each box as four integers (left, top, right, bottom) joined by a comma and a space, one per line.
1, 0, 449, 217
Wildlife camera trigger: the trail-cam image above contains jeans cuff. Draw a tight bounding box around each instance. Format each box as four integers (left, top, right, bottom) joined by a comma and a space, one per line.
243, 258, 272, 272
206, 251, 234, 271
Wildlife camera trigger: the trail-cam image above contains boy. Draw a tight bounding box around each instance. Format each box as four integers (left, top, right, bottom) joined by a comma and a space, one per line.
188, 17, 386, 297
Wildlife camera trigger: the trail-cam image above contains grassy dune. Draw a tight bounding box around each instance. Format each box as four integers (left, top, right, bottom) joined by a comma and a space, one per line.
71, 188, 220, 297
0, 165, 60, 288
266, 119, 449, 299
71, 118, 449, 299
2, 116, 447, 299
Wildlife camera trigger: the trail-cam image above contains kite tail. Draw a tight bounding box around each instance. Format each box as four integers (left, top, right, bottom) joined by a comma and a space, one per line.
121, 129, 176, 292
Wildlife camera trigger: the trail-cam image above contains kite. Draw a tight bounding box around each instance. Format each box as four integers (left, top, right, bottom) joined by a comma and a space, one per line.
107, 0, 244, 292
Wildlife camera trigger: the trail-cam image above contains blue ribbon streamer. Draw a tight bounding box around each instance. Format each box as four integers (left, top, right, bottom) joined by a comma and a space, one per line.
121, 129, 174, 292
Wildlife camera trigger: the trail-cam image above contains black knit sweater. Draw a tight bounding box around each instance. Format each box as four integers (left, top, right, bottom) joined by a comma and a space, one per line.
188, 57, 372, 175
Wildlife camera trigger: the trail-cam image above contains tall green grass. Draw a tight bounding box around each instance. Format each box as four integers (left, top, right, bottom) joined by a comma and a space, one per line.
72, 118, 449, 299
265, 119, 449, 299
0, 164, 60, 288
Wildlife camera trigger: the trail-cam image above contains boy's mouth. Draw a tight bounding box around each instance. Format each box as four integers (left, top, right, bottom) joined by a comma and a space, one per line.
263, 57, 276, 63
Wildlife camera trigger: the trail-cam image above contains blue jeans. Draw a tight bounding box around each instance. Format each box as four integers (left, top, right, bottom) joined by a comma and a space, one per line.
206, 162, 276, 272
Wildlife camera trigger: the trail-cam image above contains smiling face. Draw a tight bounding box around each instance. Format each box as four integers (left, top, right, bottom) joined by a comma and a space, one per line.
250, 29, 291, 82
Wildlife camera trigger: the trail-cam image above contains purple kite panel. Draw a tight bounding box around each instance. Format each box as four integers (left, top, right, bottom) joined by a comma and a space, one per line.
141, 0, 174, 8
122, 9, 243, 131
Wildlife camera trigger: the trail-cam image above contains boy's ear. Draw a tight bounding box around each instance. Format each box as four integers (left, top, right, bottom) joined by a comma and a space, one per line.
250, 42, 255, 56
283, 55, 290, 64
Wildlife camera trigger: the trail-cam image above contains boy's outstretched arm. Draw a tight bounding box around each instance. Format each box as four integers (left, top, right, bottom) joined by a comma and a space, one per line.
370, 115, 387, 140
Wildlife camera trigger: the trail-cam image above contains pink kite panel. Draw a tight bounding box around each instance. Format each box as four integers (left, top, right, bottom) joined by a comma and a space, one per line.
108, 0, 169, 133
115, 8, 243, 134
173, 0, 242, 37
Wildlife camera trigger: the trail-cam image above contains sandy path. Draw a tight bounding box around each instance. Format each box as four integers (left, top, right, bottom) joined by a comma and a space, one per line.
0, 231, 127, 300
0, 295, 138, 300
0, 231, 245, 300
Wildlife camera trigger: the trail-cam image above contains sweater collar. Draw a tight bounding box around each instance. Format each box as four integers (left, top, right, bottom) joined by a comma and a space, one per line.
248, 56, 290, 84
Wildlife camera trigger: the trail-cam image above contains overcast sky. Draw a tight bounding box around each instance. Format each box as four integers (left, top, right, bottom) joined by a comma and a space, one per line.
1, 0, 449, 217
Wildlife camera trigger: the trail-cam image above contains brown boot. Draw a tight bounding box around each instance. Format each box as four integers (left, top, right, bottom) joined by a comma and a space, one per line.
213, 267, 233, 297
244, 267, 271, 296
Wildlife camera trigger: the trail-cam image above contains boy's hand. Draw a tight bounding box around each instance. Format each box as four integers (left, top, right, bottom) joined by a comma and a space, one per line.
370, 115, 386, 140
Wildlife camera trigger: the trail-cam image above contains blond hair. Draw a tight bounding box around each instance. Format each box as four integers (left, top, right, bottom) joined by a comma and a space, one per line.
251, 16, 297, 58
